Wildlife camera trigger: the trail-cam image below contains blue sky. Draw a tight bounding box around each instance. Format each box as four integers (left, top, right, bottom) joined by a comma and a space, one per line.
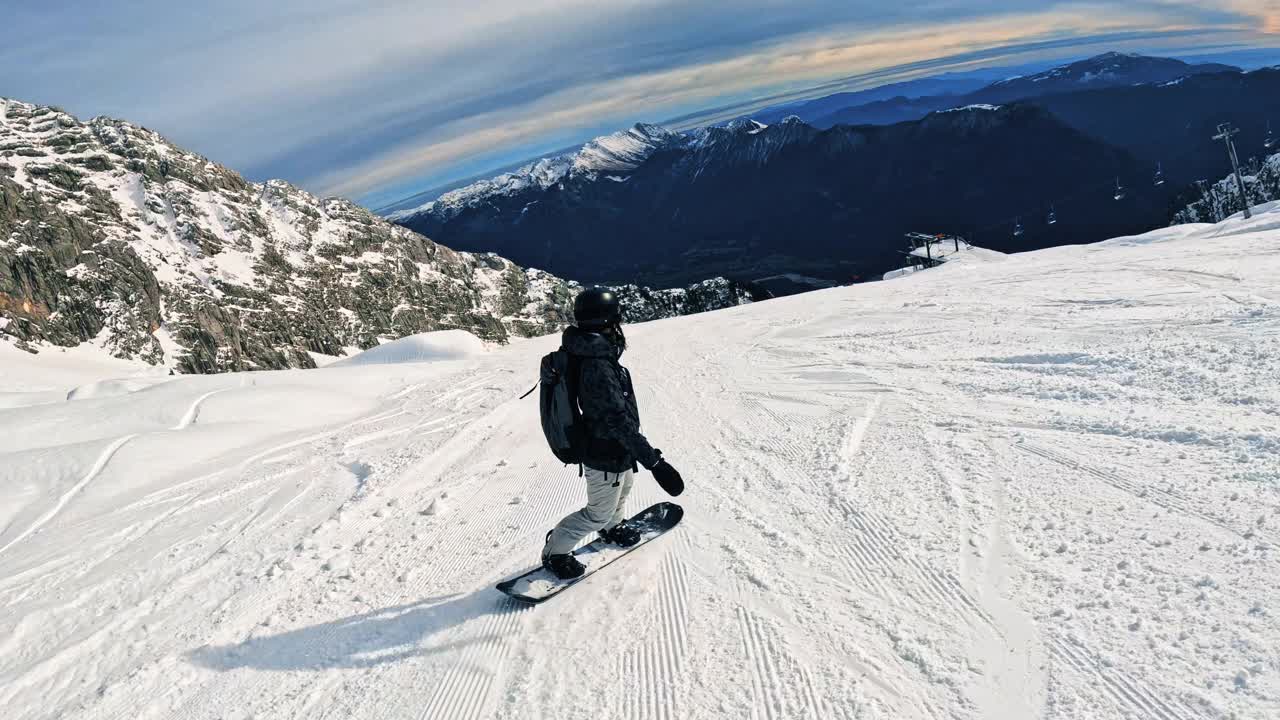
3, 1, 1279, 208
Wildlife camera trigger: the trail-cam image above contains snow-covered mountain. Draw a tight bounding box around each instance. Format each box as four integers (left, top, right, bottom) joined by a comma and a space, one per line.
0, 99, 751, 374
3, 204, 1278, 719
393, 123, 686, 224
573, 122, 684, 175
401, 118, 803, 231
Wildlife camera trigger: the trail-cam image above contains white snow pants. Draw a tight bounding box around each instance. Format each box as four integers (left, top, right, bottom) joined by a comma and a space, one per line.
542, 466, 635, 558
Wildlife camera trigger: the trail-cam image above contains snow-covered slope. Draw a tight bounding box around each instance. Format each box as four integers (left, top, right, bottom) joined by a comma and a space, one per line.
573, 123, 684, 175
2, 207, 1279, 719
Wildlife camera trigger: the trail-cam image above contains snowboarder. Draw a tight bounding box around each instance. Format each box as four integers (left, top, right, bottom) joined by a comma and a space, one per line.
541, 288, 684, 580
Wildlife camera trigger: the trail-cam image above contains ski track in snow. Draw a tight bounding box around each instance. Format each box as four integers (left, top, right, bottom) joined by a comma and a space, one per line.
5, 210, 1280, 719
172, 390, 223, 431
0, 385, 223, 559
0, 434, 138, 558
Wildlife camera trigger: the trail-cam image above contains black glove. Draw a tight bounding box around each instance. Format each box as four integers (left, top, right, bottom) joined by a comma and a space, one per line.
650, 460, 684, 497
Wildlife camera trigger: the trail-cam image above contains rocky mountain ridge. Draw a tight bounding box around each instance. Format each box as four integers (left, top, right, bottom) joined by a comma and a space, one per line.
0, 99, 750, 374
1173, 151, 1280, 224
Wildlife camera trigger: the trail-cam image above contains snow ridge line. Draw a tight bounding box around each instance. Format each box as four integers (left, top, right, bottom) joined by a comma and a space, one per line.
1049, 635, 1204, 720
1016, 443, 1240, 536
0, 434, 138, 559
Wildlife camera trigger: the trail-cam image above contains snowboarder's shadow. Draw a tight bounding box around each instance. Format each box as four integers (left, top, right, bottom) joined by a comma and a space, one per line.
187, 589, 524, 672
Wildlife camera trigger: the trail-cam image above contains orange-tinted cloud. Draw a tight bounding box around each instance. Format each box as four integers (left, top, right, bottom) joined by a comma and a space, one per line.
324, 5, 1265, 198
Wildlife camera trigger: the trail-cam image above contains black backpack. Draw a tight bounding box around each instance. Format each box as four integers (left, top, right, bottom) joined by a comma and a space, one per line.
537, 350, 587, 464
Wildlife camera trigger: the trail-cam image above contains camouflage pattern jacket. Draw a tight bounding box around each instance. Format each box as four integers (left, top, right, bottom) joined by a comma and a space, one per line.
562, 326, 661, 473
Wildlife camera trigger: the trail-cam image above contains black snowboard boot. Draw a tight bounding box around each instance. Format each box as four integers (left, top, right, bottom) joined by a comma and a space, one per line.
543, 553, 586, 580
542, 529, 586, 580
599, 521, 642, 548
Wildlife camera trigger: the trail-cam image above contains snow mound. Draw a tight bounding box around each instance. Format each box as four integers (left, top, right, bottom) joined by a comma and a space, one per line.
421, 497, 449, 516
329, 331, 487, 367
0, 339, 168, 408
65, 377, 172, 402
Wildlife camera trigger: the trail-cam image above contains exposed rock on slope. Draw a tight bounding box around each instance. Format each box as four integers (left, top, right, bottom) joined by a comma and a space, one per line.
0, 99, 749, 373
1173, 152, 1280, 224
611, 277, 754, 323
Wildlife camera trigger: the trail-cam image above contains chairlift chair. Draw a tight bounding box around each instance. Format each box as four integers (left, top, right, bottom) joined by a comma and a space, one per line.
1266, 121, 1276, 151
1153, 162, 1165, 187
1113, 177, 1127, 201
1013, 219, 1024, 237
1047, 205, 1057, 225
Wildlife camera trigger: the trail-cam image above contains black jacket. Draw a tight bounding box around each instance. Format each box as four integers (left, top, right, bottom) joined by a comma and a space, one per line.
562, 326, 660, 473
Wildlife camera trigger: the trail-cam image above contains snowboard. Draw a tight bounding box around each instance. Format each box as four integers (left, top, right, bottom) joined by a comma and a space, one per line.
496, 502, 684, 604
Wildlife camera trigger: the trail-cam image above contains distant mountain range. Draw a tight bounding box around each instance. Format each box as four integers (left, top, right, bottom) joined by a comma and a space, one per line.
392, 53, 1280, 290
809, 52, 1242, 128
396, 106, 1157, 288
747, 76, 993, 128
0, 100, 752, 373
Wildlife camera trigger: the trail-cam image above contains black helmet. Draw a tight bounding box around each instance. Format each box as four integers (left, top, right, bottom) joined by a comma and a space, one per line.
573, 287, 622, 330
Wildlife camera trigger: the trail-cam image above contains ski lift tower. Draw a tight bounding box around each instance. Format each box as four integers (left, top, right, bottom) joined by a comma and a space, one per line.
1213, 123, 1252, 219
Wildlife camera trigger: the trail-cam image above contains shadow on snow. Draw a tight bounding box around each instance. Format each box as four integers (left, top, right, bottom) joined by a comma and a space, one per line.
186, 589, 526, 672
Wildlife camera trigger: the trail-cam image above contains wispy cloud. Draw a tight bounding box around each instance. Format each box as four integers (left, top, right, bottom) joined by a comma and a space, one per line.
2, 0, 1277, 204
